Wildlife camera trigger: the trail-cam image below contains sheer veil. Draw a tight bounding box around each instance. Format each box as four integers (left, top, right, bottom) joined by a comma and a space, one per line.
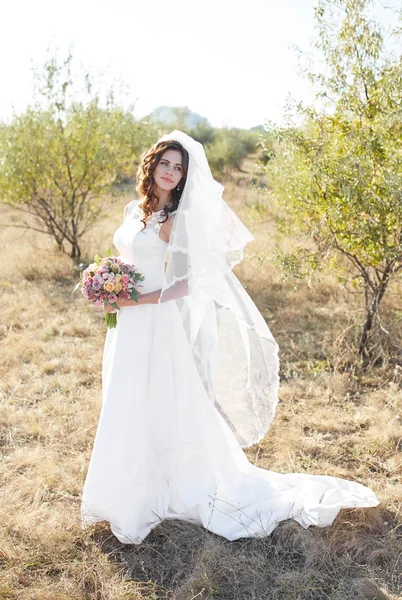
157, 130, 280, 448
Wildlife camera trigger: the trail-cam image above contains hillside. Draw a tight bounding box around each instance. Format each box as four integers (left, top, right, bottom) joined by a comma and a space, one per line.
0, 159, 401, 599
148, 106, 210, 129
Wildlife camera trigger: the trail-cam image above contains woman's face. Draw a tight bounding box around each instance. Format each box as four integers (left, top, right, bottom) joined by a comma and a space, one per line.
153, 149, 183, 192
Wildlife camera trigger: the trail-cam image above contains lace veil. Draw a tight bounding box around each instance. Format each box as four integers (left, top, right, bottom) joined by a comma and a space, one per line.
157, 130, 279, 447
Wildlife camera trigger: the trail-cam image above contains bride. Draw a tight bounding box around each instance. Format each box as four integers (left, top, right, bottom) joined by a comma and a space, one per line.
81, 130, 379, 545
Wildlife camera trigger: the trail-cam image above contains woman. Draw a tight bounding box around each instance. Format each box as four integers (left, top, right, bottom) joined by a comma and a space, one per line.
81, 130, 379, 545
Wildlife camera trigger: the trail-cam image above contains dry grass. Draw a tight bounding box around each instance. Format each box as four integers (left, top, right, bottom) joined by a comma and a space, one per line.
0, 164, 401, 599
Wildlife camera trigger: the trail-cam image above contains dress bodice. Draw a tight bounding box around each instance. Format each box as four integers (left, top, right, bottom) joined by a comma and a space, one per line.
112, 200, 175, 294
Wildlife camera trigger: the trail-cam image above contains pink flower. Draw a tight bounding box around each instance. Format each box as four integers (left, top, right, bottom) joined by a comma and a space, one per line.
74, 254, 144, 322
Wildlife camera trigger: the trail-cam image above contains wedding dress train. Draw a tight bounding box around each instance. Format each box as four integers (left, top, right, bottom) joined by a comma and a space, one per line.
80, 201, 379, 545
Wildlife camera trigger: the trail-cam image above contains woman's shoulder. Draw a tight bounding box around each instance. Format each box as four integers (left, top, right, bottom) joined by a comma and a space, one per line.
123, 199, 141, 220
123, 199, 177, 222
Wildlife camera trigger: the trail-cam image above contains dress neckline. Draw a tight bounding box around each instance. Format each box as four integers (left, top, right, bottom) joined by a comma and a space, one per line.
137, 201, 167, 214
137, 202, 176, 224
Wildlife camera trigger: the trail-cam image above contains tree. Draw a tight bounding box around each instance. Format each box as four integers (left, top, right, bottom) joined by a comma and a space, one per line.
205, 128, 258, 177
0, 53, 156, 261
261, 0, 402, 365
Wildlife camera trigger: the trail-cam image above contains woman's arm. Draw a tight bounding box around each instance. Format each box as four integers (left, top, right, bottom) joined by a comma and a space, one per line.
120, 290, 161, 307
103, 289, 161, 312
104, 216, 177, 312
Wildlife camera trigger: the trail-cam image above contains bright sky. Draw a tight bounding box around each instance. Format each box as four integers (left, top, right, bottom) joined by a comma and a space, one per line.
1, 0, 398, 129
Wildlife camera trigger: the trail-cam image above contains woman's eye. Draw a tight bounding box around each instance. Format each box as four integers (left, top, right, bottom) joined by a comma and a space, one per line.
160, 160, 181, 171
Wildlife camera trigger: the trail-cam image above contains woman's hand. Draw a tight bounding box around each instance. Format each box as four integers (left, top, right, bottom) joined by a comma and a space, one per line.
102, 298, 138, 311
101, 291, 162, 311
103, 303, 118, 313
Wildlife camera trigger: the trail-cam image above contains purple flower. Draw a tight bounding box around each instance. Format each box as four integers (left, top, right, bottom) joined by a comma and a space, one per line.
93, 280, 103, 291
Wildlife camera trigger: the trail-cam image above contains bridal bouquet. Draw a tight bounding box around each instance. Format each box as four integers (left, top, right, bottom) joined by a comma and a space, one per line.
73, 250, 145, 328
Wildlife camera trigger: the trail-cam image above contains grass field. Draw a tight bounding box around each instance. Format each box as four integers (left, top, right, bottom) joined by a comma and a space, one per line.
0, 158, 401, 599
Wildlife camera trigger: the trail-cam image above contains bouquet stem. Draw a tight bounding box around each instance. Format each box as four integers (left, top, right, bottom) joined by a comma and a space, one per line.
105, 313, 118, 328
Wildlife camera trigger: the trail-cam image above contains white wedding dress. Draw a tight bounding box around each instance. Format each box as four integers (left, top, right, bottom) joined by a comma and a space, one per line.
80, 201, 379, 545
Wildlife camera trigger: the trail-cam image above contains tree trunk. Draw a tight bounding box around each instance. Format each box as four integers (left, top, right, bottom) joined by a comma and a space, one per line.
56, 238, 65, 253
70, 241, 81, 261
359, 301, 375, 365
359, 278, 389, 366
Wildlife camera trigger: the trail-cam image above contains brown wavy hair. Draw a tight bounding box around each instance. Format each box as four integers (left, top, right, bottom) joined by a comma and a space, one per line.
136, 140, 189, 231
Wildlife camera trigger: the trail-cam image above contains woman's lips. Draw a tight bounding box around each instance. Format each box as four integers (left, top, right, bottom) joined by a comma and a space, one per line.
161, 177, 173, 183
